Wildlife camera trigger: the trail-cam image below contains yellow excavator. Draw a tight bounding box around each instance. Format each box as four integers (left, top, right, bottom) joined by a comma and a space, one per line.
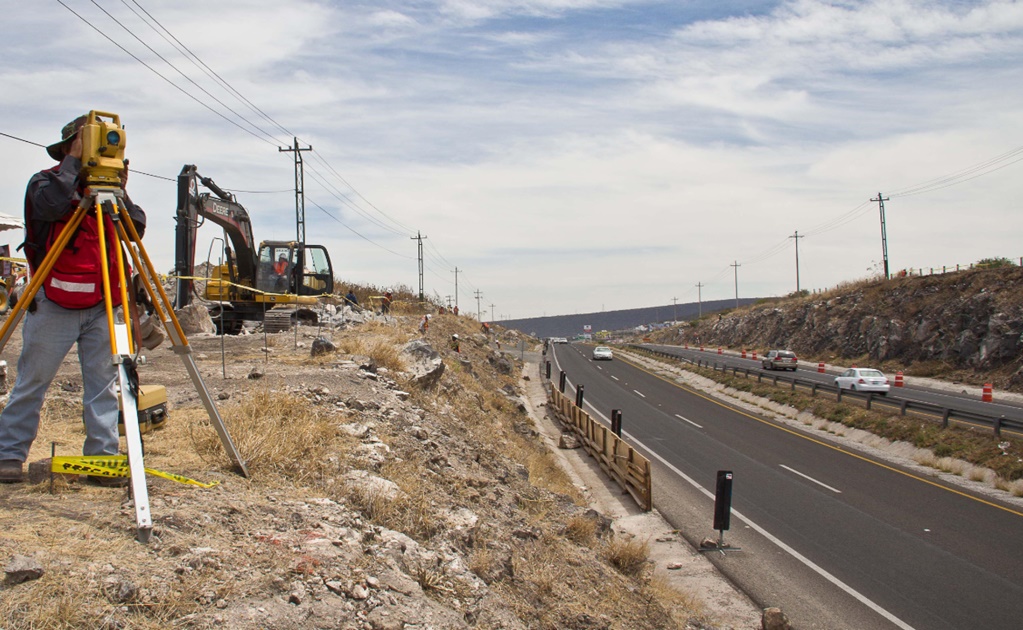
173, 165, 335, 334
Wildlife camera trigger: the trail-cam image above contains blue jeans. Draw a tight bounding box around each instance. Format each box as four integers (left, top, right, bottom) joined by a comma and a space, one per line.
0, 290, 120, 462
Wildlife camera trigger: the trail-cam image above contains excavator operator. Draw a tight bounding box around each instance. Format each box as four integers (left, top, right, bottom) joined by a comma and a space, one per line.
272, 254, 290, 292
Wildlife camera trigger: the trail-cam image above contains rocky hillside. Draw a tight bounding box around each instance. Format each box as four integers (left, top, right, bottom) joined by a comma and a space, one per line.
652, 265, 1023, 391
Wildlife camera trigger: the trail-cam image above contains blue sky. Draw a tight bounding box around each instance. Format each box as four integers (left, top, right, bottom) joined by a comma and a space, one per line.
2, 1, 1022, 319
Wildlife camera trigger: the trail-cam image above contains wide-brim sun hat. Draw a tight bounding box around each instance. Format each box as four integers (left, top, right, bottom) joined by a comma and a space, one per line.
45, 115, 87, 161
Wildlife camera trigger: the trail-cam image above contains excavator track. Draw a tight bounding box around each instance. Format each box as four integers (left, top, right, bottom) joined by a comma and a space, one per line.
263, 307, 296, 333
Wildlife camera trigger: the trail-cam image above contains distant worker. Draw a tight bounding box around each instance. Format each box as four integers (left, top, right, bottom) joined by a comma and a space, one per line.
453, 305, 459, 316
450, 333, 460, 353
381, 291, 392, 315
419, 314, 430, 334
481, 322, 490, 335
344, 289, 358, 308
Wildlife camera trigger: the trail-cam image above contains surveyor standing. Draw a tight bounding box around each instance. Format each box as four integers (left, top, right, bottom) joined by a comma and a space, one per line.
0, 115, 146, 485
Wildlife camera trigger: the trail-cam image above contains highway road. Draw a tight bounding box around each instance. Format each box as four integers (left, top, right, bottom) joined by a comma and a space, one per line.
547, 342, 1023, 630
639, 343, 1023, 426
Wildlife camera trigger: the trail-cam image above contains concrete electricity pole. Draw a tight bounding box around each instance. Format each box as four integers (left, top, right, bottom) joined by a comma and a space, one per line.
871, 193, 891, 279
411, 232, 426, 302
695, 282, 703, 318
731, 261, 741, 309
789, 230, 802, 293
474, 290, 483, 320
671, 297, 678, 323
452, 267, 460, 309
279, 137, 311, 244
489, 303, 496, 322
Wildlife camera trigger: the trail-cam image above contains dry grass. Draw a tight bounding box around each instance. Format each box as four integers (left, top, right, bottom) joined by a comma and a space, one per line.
332, 321, 410, 372
642, 574, 710, 628
350, 458, 442, 541
601, 535, 651, 577
564, 514, 598, 547
191, 388, 354, 483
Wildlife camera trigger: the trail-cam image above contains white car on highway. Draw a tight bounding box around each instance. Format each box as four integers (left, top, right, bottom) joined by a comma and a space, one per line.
834, 368, 890, 395
592, 346, 614, 361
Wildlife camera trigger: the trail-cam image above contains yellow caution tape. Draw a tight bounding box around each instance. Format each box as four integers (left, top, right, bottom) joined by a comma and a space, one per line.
51, 455, 219, 488
169, 274, 333, 299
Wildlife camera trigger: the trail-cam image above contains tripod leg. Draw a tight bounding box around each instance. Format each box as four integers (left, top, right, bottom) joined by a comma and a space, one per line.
113, 216, 249, 478
118, 361, 152, 541
94, 191, 152, 542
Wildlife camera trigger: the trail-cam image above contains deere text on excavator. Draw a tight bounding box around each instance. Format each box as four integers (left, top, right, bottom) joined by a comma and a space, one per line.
173, 165, 334, 334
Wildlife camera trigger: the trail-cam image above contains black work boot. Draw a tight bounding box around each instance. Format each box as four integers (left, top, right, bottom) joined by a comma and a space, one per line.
0, 459, 24, 483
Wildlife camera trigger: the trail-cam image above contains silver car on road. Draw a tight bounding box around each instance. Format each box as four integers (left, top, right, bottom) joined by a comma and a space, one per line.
834, 368, 890, 395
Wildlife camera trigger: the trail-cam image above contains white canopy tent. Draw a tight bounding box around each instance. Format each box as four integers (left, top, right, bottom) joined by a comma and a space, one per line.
0, 213, 23, 232
0, 212, 22, 232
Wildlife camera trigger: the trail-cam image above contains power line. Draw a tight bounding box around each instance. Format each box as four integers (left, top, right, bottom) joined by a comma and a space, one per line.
305, 197, 414, 259
122, 0, 296, 140
87, 0, 284, 146
56, 0, 280, 148
66, 0, 421, 255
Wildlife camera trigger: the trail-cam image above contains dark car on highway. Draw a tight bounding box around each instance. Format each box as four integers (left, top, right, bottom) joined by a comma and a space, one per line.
762, 349, 798, 371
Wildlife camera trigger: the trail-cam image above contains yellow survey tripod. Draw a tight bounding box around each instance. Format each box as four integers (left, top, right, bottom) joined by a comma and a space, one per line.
0, 156, 248, 543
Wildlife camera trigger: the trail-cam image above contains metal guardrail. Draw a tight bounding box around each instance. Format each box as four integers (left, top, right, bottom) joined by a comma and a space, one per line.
630, 345, 1023, 438
542, 364, 652, 511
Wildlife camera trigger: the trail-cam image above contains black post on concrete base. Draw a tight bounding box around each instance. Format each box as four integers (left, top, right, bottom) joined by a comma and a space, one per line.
545, 361, 551, 380
559, 370, 566, 393
701, 470, 740, 555
611, 409, 622, 436
575, 384, 585, 408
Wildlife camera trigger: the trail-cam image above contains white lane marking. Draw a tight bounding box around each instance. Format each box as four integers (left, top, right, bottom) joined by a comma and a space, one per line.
674, 414, 703, 429
611, 376, 620, 381
580, 399, 915, 630
780, 465, 842, 494
633, 389, 646, 398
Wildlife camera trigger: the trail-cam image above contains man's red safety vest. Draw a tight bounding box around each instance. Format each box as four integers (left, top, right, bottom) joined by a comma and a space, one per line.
24, 179, 127, 309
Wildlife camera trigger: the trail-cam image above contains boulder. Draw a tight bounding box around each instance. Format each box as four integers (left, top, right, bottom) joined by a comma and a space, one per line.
402, 340, 444, 389
311, 337, 337, 357
174, 303, 215, 335
762, 607, 791, 630
4, 554, 44, 584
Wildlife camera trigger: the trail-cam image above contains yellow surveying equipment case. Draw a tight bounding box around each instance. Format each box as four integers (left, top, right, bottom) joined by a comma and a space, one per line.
118, 384, 168, 436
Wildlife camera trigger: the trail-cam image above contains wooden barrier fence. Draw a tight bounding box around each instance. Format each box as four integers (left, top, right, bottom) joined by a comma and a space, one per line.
547, 383, 652, 511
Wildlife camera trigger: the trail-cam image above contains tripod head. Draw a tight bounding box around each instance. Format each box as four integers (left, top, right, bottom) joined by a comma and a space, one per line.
80, 111, 127, 187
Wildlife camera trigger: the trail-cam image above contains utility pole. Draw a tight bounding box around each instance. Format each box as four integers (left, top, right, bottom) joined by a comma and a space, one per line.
452, 267, 460, 309
871, 193, 891, 279
695, 282, 703, 318
789, 230, 802, 293
445, 295, 453, 309
474, 289, 483, 321
731, 261, 741, 309
279, 137, 311, 244
410, 232, 426, 302
489, 303, 496, 323
671, 297, 678, 323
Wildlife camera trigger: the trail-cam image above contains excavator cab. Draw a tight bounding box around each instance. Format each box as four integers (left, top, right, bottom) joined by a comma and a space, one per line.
256, 241, 334, 297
